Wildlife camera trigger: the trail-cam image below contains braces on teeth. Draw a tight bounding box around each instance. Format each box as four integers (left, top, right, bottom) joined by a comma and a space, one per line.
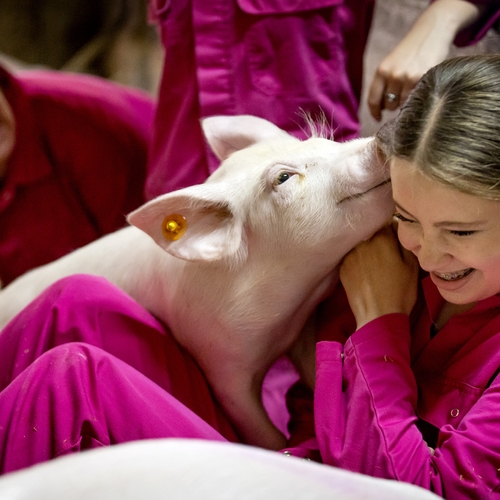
436, 269, 472, 280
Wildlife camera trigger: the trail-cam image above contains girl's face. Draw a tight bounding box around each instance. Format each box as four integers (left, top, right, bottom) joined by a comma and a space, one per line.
391, 157, 500, 305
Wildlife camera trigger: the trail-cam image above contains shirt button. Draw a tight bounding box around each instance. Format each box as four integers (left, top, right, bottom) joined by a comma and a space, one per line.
283, 450, 292, 456
450, 408, 460, 418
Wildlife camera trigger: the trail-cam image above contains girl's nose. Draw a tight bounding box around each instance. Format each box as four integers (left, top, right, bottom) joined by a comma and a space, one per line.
399, 227, 450, 270
415, 235, 452, 271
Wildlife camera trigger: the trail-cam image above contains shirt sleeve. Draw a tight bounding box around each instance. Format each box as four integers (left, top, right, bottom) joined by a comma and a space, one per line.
454, 0, 500, 47
314, 313, 500, 498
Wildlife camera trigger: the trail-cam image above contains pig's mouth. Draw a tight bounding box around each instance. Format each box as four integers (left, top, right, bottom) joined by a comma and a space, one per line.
338, 178, 391, 204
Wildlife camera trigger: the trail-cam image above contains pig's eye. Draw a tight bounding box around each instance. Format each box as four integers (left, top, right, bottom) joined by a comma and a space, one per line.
275, 172, 291, 186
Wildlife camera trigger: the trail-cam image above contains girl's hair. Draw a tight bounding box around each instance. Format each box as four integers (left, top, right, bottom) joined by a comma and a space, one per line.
376, 55, 500, 200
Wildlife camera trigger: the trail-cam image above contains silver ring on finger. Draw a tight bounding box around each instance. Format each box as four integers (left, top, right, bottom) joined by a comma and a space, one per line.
385, 92, 398, 103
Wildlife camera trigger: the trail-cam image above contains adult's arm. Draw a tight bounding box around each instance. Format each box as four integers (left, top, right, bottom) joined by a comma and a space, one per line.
367, 0, 496, 121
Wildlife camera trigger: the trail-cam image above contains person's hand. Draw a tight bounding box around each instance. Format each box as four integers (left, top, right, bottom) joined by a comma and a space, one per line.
368, 33, 450, 121
339, 225, 419, 330
367, 0, 481, 121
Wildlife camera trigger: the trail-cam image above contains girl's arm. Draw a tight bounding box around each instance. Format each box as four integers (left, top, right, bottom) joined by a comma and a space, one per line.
315, 312, 500, 497
312, 226, 500, 496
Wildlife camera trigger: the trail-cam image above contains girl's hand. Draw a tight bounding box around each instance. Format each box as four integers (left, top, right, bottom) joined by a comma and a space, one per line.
339, 225, 419, 330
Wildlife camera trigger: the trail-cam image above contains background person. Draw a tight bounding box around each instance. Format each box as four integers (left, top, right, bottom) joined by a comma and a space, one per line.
0, 65, 155, 287
145, 0, 500, 199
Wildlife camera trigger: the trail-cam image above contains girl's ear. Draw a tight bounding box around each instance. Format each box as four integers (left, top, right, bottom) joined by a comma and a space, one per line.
201, 115, 294, 161
0, 88, 15, 179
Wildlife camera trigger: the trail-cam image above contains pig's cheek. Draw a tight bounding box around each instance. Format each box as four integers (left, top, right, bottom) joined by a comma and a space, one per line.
356, 188, 394, 230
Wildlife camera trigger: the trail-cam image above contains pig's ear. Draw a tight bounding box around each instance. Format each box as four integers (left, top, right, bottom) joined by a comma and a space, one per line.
127, 188, 244, 262
202, 115, 293, 160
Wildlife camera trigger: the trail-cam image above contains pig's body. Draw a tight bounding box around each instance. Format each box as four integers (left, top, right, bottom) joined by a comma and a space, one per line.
0, 116, 393, 450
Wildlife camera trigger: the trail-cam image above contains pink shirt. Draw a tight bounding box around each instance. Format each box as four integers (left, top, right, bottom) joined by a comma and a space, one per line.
0, 67, 155, 286
287, 277, 500, 498
145, 0, 500, 199
145, 0, 375, 198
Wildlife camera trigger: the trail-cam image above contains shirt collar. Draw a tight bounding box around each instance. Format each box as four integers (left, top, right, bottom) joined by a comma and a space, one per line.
422, 274, 500, 321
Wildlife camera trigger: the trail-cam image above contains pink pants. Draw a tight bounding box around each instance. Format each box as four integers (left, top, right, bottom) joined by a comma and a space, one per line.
0, 275, 239, 474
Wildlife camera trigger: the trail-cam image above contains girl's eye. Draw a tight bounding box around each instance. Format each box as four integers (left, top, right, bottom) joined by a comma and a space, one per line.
393, 212, 477, 236
275, 172, 291, 185
450, 230, 476, 237
393, 212, 414, 223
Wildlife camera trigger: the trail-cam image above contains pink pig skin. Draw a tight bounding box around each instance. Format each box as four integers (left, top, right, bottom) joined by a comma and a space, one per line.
0, 115, 393, 450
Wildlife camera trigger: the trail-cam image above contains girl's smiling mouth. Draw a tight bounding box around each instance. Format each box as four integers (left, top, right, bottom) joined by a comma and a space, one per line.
433, 268, 475, 281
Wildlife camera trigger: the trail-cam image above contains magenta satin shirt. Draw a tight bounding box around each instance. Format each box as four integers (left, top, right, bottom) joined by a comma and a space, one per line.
145, 0, 375, 198
286, 277, 500, 498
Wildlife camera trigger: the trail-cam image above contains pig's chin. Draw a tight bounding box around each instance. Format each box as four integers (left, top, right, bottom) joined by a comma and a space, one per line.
338, 178, 391, 204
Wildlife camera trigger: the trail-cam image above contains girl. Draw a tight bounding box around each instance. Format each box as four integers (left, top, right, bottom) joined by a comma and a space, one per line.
285, 54, 500, 499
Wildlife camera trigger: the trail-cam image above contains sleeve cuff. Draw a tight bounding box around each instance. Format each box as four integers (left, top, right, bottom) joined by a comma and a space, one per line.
346, 313, 411, 356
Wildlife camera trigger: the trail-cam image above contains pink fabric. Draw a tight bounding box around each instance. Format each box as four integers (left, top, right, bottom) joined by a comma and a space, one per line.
144, 0, 498, 200
0, 275, 238, 473
0, 66, 155, 286
0, 343, 229, 474
286, 279, 500, 498
145, 0, 375, 198
5, 274, 500, 497
453, 0, 500, 47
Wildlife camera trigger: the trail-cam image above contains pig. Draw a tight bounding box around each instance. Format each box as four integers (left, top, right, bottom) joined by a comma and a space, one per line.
0, 439, 441, 500
0, 115, 393, 450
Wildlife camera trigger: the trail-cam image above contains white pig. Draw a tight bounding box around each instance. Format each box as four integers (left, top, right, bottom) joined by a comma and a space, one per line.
0, 115, 393, 450
0, 439, 441, 500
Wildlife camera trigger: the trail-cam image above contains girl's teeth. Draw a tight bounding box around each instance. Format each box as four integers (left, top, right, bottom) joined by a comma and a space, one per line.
435, 268, 474, 281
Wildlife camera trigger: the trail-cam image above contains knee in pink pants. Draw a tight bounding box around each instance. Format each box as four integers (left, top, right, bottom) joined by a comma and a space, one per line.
0, 342, 228, 474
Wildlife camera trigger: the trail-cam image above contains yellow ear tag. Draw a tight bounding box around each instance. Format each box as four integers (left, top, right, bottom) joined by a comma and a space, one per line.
162, 214, 187, 241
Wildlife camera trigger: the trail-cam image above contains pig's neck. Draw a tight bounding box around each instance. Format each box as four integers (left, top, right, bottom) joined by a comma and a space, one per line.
125, 237, 341, 450
163, 255, 339, 356
166, 254, 340, 450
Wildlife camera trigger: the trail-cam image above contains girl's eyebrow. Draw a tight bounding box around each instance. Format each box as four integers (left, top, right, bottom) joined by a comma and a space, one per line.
393, 201, 488, 227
